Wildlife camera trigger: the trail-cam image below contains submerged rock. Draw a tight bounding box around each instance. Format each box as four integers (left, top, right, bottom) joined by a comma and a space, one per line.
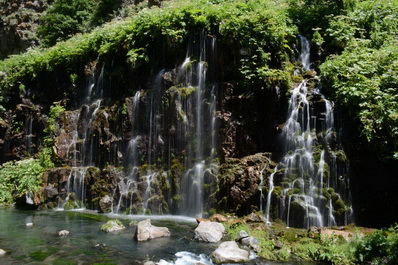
212, 241, 249, 263
135, 219, 170, 241
0, 249, 6, 256
58, 230, 70, 236
101, 219, 126, 233
26, 223, 33, 227
194, 221, 225, 243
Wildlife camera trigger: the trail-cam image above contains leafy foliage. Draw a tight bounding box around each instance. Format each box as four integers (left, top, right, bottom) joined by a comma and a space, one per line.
0, 155, 50, 204
37, 0, 94, 47
353, 225, 398, 265
0, 0, 296, 102
321, 0, 398, 159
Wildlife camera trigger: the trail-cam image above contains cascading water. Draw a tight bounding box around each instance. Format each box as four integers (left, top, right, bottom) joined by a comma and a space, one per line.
108, 34, 218, 216
59, 62, 106, 209
263, 36, 352, 228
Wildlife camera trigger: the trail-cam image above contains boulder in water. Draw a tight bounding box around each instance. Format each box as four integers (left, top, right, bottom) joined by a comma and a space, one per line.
135, 219, 171, 241
58, 230, 70, 236
99, 195, 113, 213
211, 241, 249, 263
194, 221, 225, 243
101, 219, 125, 233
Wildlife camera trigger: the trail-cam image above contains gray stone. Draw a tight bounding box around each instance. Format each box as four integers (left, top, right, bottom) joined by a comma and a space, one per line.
135, 219, 170, 241
194, 221, 225, 243
99, 195, 113, 213
235, 230, 249, 241
58, 230, 70, 236
43, 184, 58, 200
241, 236, 261, 252
212, 241, 250, 263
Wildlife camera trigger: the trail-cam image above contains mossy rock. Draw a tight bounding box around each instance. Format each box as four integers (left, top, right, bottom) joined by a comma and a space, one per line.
101, 219, 125, 233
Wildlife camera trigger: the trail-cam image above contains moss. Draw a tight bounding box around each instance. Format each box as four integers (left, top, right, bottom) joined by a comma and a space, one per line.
29, 249, 57, 262
167, 85, 197, 97
129, 220, 138, 227
101, 219, 125, 232
53, 259, 78, 265
334, 198, 348, 215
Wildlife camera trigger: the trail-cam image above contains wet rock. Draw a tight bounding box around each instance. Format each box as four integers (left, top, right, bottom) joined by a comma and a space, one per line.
235, 230, 249, 241
241, 236, 261, 253
99, 195, 113, 213
101, 219, 125, 233
245, 212, 267, 223
217, 153, 276, 216
58, 230, 70, 236
143, 262, 156, 265
212, 241, 250, 263
209, 214, 228, 222
135, 219, 170, 241
0, 249, 6, 256
43, 184, 58, 200
26, 223, 33, 227
194, 221, 225, 243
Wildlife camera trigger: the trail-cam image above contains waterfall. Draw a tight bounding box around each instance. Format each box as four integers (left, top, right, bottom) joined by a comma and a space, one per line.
25, 115, 33, 155
59, 63, 106, 209
264, 36, 352, 228
106, 34, 218, 216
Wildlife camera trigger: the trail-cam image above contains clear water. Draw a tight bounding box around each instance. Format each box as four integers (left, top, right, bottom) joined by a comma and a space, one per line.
0, 208, 323, 264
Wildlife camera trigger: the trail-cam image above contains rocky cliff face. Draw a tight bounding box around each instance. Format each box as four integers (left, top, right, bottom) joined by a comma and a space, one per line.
0, 0, 48, 59
0, 26, 353, 227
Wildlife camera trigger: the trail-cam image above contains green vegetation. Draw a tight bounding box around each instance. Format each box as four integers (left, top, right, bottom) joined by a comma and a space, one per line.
225, 222, 398, 264
0, 0, 296, 107
0, 149, 54, 204
37, 0, 94, 47
321, 0, 398, 159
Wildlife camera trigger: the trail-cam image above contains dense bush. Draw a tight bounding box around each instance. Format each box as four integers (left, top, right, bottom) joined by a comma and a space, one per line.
321, 0, 398, 159
37, 0, 94, 47
353, 225, 398, 265
0, 149, 54, 204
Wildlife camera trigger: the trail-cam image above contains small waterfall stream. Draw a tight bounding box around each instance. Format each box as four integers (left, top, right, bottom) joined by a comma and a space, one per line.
59, 62, 106, 209
263, 36, 352, 228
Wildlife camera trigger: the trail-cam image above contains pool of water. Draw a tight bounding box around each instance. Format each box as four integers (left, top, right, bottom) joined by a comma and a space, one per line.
0, 207, 323, 264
